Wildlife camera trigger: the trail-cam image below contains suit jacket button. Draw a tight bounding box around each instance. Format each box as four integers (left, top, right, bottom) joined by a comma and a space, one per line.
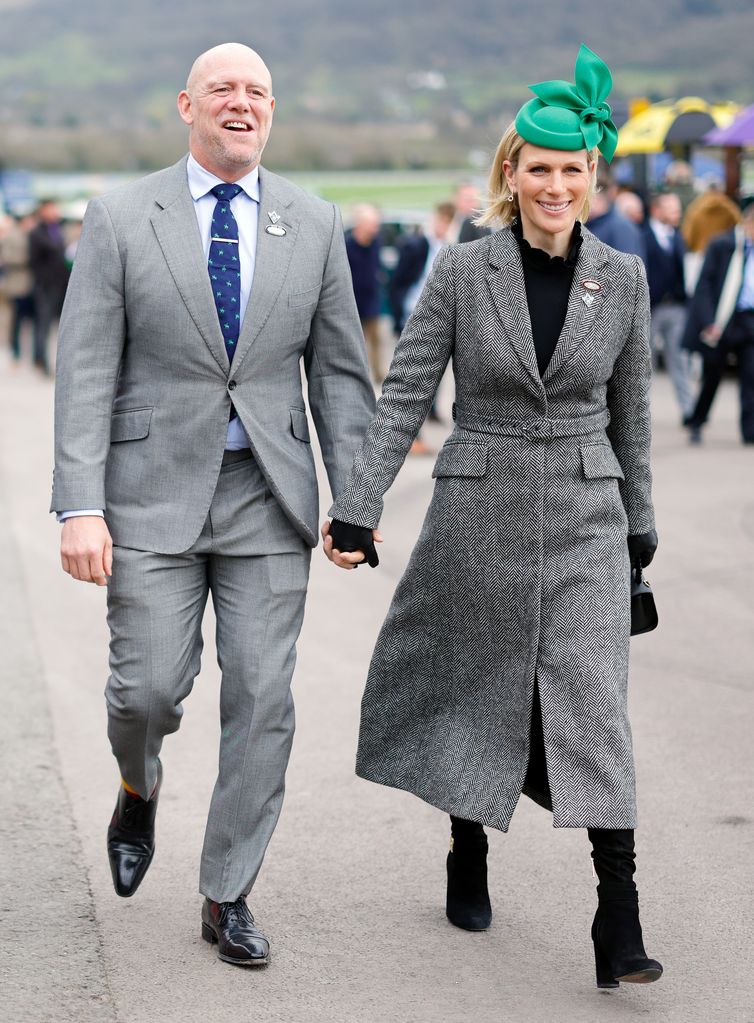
228, 380, 237, 391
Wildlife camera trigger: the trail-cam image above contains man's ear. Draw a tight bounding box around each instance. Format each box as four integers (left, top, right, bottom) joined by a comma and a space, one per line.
177, 90, 193, 126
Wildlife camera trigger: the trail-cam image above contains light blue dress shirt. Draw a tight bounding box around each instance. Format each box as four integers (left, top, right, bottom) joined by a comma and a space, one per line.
60, 155, 261, 522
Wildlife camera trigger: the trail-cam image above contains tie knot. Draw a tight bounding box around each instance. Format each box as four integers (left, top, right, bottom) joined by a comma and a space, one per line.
210, 183, 244, 201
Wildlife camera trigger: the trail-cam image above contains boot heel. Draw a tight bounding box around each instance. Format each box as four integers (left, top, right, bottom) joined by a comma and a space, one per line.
201, 922, 218, 944
594, 942, 619, 989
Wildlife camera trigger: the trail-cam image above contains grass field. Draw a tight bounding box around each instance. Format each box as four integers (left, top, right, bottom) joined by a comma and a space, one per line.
285, 170, 477, 215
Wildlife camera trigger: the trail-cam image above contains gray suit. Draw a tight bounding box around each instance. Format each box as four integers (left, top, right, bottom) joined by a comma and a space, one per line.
52, 157, 375, 901
332, 227, 654, 833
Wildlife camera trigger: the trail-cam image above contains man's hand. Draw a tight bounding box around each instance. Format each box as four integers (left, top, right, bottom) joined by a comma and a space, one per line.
321, 519, 383, 570
61, 516, 113, 585
700, 323, 722, 346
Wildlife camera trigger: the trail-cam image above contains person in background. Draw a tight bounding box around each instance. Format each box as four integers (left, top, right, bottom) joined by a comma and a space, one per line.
682, 199, 754, 445
644, 191, 695, 420
663, 160, 696, 212
682, 185, 741, 295
389, 202, 455, 443
0, 212, 36, 364
29, 199, 70, 375
345, 203, 383, 383
587, 166, 645, 260
447, 182, 490, 244
614, 189, 645, 227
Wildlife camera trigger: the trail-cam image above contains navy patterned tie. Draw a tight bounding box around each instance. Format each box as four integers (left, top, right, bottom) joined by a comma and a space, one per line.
208, 183, 243, 364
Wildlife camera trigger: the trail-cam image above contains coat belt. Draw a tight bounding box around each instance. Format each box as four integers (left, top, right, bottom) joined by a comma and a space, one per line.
452, 405, 610, 440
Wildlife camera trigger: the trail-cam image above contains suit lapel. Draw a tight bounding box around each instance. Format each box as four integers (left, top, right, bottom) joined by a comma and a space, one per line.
486, 231, 543, 395
231, 168, 299, 372
151, 159, 229, 373
543, 230, 609, 383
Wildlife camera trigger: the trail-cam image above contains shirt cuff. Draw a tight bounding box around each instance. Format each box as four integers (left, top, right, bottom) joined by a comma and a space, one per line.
57, 509, 105, 523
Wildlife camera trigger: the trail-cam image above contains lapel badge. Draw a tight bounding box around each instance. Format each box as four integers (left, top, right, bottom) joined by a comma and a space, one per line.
266, 209, 286, 236
581, 279, 601, 308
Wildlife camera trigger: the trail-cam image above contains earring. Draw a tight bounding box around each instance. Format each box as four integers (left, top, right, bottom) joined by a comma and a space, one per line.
506, 194, 515, 202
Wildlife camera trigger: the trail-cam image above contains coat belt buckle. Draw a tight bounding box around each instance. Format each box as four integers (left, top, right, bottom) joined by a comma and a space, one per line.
524, 419, 551, 441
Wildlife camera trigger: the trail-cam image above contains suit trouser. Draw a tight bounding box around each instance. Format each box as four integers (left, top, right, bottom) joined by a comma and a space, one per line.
650, 302, 694, 418
105, 449, 311, 903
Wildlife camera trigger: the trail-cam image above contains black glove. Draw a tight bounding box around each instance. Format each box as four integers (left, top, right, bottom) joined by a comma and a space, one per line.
328, 519, 380, 568
627, 530, 658, 568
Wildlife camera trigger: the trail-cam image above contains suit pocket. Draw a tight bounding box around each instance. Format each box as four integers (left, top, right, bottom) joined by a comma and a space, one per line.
110, 407, 153, 443
290, 408, 311, 443
580, 444, 624, 480
432, 442, 488, 478
288, 285, 320, 308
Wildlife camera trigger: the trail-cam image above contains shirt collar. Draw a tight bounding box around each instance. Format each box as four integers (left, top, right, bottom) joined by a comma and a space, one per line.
186, 153, 260, 203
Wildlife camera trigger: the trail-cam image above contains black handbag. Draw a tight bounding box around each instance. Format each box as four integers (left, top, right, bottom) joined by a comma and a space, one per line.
630, 562, 658, 636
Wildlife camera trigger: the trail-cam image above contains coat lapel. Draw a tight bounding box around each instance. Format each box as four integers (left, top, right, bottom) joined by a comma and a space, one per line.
150, 158, 229, 373
231, 167, 299, 372
543, 229, 610, 383
486, 231, 543, 396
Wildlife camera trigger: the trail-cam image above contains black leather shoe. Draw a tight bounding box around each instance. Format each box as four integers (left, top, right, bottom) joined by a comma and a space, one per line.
201, 896, 270, 966
106, 761, 162, 898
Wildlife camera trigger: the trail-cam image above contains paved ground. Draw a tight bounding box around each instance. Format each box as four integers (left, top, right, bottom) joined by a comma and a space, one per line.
1, 345, 753, 1023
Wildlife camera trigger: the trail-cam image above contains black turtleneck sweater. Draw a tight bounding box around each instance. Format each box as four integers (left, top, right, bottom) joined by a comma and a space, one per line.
511, 218, 583, 376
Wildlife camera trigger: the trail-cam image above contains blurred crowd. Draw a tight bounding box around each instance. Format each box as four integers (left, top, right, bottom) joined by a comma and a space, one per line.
0, 201, 81, 377
2, 166, 753, 447
343, 163, 754, 448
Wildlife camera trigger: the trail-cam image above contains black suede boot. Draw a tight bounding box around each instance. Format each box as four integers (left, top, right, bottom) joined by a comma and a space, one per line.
588, 829, 663, 988
446, 816, 492, 931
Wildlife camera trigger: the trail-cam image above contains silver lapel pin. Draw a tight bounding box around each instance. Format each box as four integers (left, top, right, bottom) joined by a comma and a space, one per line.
582, 292, 595, 307
581, 279, 601, 307
265, 210, 286, 236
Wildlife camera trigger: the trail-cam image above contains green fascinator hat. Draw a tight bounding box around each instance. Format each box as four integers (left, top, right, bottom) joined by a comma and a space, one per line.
515, 44, 618, 163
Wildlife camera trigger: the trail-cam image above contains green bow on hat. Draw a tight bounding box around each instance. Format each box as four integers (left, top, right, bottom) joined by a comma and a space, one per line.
515, 44, 618, 163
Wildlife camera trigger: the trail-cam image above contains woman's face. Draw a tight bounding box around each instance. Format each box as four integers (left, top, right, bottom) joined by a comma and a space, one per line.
503, 144, 594, 243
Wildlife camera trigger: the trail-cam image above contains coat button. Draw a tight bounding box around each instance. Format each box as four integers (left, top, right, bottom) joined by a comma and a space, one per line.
228, 380, 237, 391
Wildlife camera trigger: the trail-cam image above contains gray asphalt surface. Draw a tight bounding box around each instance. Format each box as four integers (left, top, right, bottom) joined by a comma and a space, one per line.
1, 347, 752, 1023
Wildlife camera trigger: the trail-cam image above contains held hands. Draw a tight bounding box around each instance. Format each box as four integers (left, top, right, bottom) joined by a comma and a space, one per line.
321, 519, 383, 570
627, 529, 658, 568
60, 516, 113, 585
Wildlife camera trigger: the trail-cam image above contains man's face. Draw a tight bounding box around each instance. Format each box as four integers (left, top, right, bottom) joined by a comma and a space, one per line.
432, 213, 454, 241
654, 194, 681, 228
178, 51, 275, 181
38, 202, 60, 224
454, 185, 479, 217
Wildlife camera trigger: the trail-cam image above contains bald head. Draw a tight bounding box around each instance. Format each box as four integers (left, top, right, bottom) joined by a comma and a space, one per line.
186, 43, 272, 96
178, 42, 275, 181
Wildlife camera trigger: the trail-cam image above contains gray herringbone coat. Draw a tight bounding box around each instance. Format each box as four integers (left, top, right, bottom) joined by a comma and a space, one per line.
331, 226, 655, 831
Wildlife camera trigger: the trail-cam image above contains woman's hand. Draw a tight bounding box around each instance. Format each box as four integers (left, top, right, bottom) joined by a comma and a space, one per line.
321, 519, 383, 570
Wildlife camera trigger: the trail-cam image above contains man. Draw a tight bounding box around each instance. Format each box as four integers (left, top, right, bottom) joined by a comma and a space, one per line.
643, 191, 695, 419
682, 200, 754, 445
446, 182, 490, 244
52, 43, 375, 967
29, 199, 70, 374
0, 212, 36, 363
345, 203, 383, 382
587, 166, 646, 261
389, 202, 455, 334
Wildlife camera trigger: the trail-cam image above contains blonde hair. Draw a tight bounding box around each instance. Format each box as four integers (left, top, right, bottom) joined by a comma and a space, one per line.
476, 121, 598, 229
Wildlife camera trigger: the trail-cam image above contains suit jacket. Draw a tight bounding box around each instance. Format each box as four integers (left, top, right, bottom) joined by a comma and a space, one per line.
587, 206, 646, 262
388, 233, 429, 332
643, 223, 685, 306
51, 157, 376, 553
682, 228, 745, 353
29, 222, 70, 294
331, 226, 654, 831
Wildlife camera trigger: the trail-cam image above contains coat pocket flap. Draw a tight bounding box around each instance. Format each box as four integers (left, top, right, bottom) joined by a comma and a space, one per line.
290, 408, 311, 443
110, 407, 153, 443
580, 444, 625, 481
432, 442, 488, 478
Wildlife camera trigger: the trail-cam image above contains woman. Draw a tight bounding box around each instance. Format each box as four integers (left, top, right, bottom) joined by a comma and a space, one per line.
325, 45, 662, 988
